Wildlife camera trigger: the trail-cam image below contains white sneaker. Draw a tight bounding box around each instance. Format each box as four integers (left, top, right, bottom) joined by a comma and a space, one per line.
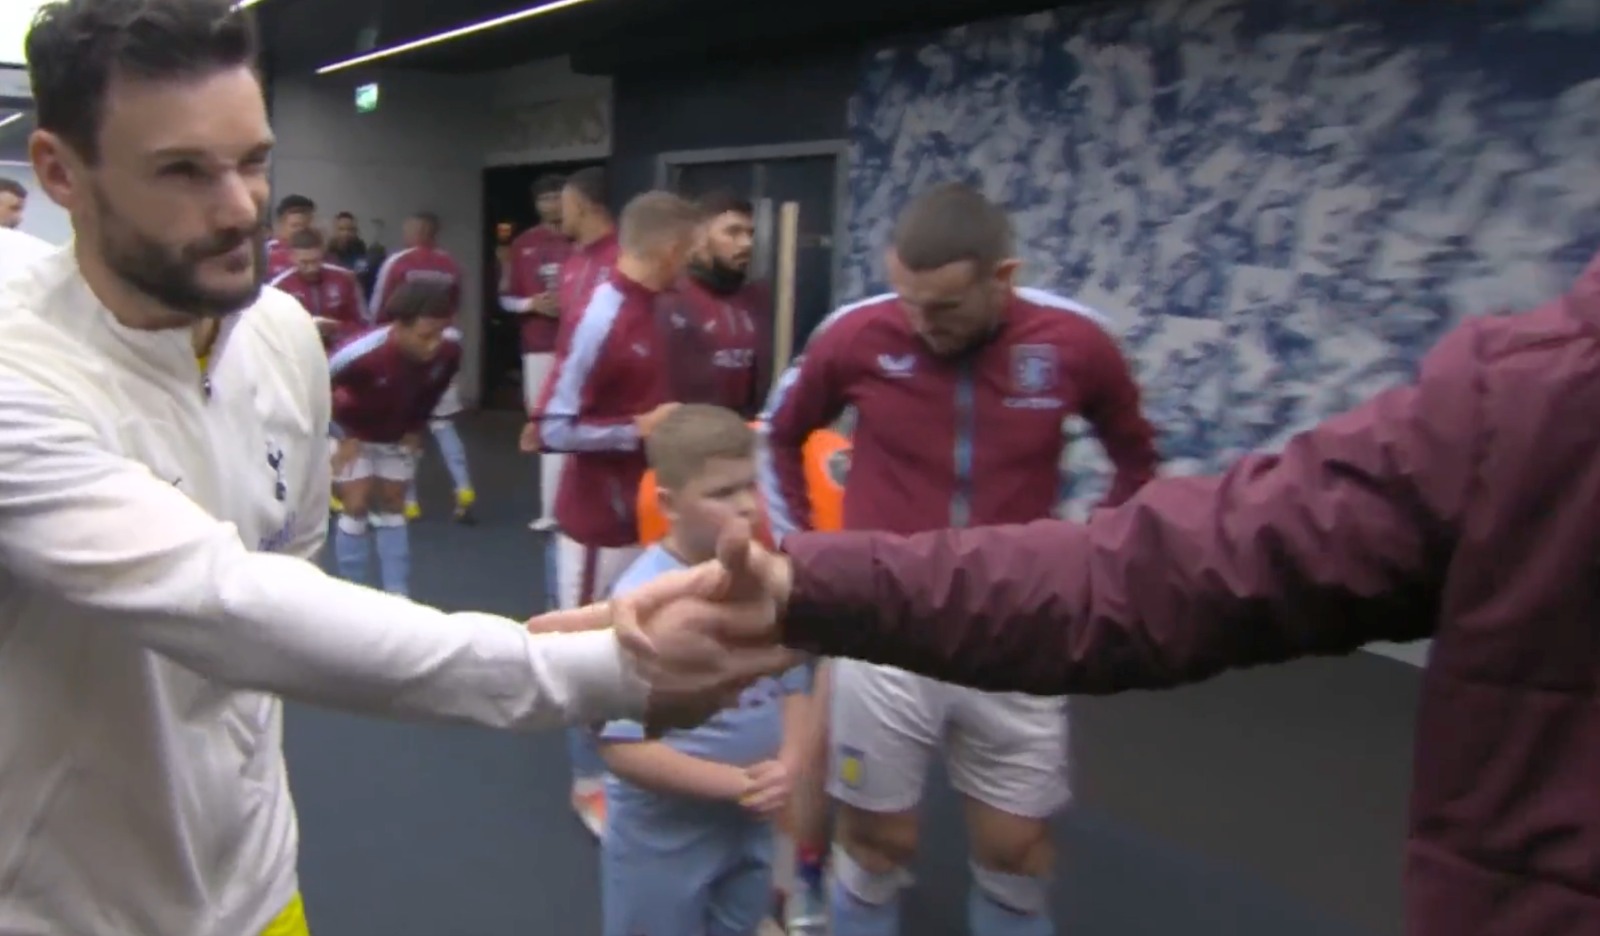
528, 517, 558, 532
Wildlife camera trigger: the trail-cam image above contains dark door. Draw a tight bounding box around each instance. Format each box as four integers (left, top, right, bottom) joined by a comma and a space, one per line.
671, 162, 757, 201
759, 155, 838, 352
479, 160, 604, 411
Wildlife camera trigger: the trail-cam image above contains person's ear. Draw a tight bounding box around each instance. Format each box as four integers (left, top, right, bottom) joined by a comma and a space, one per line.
992, 258, 1022, 290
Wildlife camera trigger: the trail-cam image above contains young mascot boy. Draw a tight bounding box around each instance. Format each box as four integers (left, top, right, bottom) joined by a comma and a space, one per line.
596, 404, 813, 936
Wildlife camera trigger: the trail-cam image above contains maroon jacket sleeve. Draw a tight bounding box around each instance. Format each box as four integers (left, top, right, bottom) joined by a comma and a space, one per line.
760, 317, 851, 541
1075, 321, 1158, 507
746, 283, 775, 421
777, 321, 1483, 695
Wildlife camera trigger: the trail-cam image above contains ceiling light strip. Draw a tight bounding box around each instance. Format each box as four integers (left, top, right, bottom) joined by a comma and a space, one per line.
315, 0, 602, 74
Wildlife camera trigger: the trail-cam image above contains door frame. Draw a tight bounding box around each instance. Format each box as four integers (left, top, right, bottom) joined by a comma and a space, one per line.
654, 140, 850, 309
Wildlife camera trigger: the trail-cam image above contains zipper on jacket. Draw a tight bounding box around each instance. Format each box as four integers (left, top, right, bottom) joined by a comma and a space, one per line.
951, 361, 976, 528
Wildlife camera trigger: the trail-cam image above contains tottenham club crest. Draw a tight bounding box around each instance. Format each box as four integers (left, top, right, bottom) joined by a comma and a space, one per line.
265, 440, 287, 502
1010, 344, 1058, 396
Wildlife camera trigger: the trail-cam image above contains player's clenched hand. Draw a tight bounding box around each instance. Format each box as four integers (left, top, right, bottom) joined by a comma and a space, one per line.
740, 759, 793, 817
518, 420, 542, 454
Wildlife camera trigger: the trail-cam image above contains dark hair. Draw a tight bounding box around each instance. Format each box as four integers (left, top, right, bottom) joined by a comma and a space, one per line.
26, 0, 260, 164
564, 167, 608, 212
288, 228, 323, 250
335, 210, 355, 221
533, 174, 566, 197
0, 178, 26, 199
891, 182, 1014, 273
696, 189, 752, 220
385, 280, 453, 326
275, 194, 314, 218
410, 211, 440, 236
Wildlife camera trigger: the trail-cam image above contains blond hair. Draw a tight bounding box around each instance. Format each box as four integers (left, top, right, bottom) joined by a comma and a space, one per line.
618, 190, 702, 257
646, 404, 755, 489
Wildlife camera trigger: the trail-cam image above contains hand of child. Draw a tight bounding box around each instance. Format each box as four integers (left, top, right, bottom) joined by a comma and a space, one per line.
739, 759, 792, 817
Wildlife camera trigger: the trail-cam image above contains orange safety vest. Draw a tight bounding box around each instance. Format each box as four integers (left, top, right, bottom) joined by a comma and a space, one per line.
637, 427, 850, 544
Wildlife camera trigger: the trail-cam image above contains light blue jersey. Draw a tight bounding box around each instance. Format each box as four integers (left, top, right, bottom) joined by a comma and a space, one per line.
598, 544, 811, 936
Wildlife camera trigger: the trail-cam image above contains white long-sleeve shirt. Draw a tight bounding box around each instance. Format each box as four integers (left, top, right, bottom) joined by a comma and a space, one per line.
0, 227, 53, 282
0, 245, 645, 936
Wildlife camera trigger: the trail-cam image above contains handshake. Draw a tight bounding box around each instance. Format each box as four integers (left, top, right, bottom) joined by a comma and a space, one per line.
527, 522, 804, 733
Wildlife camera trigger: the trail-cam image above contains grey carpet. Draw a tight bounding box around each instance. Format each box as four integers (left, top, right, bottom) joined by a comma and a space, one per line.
287, 412, 1389, 936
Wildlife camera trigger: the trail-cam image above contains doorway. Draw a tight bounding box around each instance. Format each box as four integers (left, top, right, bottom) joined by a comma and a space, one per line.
656, 141, 847, 352
480, 159, 605, 411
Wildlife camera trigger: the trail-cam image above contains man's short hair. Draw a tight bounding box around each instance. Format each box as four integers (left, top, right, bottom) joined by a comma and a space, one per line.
0, 178, 26, 200
534, 174, 566, 197
696, 190, 753, 220
411, 211, 440, 235
386, 280, 453, 326
288, 228, 323, 250
275, 194, 315, 219
618, 191, 701, 256
891, 182, 1014, 274
335, 210, 356, 222
26, 0, 259, 164
564, 167, 608, 212
646, 405, 755, 490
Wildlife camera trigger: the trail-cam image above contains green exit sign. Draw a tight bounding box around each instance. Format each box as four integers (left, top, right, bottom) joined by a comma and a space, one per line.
354, 83, 379, 114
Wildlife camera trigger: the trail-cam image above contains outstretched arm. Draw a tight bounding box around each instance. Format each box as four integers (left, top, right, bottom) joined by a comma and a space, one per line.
775, 322, 1483, 695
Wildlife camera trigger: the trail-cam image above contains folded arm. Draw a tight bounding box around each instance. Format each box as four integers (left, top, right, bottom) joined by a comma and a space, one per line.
778, 323, 1482, 695
599, 723, 748, 801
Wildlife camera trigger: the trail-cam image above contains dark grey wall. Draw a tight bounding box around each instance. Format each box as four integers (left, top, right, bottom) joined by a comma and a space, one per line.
607, 45, 858, 206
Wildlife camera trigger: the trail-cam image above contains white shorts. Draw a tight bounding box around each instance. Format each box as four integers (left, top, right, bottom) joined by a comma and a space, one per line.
334, 441, 417, 484
828, 659, 1071, 819
523, 352, 555, 411
555, 535, 642, 608
431, 378, 463, 420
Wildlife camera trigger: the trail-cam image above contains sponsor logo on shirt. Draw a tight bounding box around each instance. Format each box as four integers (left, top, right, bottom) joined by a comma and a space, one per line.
837, 745, 866, 789
877, 353, 916, 378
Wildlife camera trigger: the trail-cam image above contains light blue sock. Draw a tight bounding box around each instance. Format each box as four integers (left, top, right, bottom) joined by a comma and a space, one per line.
429, 419, 473, 493
333, 514, 372, 584
830, 865, 900, 936
969, 869, 1053, 936
405, 476, 419, 507
568, 727, 604, 781
371, 512, 410, 596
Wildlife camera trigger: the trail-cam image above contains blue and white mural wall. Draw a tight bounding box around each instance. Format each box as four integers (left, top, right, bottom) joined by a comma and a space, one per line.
845, 0, 1600, 489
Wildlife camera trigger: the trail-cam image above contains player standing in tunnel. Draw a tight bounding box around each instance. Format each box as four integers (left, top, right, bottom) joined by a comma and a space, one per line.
656, 190, 772, 418
762, 182, 1160, 936
525, 191, 700, 837
500, 173, 572, 532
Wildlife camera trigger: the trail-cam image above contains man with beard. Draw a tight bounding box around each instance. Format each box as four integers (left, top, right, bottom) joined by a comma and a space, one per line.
0, 3, 778, 935
327, 210, 374, 292
657, 190, 772, 418
501, 174, 571, 532
263, 193, 315, 280
760, 183, 1159, 936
